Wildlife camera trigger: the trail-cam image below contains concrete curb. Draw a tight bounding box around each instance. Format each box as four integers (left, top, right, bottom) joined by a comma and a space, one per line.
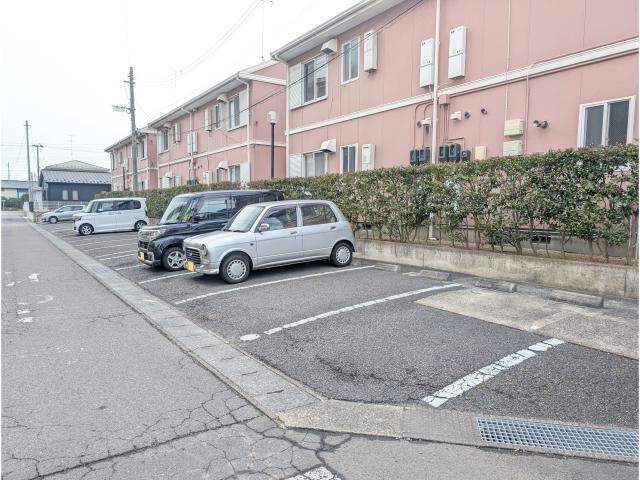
30, 220, 638, 464
374, 263, 400, 272
548, 289, 605, 308
473, 278, 517, 293
418, 269, 453, 281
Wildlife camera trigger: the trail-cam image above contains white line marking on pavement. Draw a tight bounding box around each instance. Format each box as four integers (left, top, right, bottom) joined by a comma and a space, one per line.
115, 264, 145, 270
422, 338, 565, 407
99, 253, 137, 261
96, 250, 137, 258
17, 317, 33, 323
84, 243, 136, 251
138, 272, 197, 284
6, 282, 15, 287
285, 466, 341, 480
241, 283, 462, 341
37, 295, 54, 304
17, 309, 30, 315
174, 266, 376, 305
28, 273, 39, 282
69, 237, 137, 246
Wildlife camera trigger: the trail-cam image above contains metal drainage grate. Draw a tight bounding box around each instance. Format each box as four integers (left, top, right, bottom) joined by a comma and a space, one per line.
477, 418, 639, 459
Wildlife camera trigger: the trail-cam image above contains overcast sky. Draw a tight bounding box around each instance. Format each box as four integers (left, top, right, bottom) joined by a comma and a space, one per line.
1, 0, 359, 181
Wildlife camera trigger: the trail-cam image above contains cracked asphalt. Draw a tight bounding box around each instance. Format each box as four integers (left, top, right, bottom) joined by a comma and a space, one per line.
3, 212, 638, 479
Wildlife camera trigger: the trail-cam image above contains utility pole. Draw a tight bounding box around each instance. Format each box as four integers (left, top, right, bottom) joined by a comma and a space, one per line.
24, 121, 32, 201
32, 143, 43, 180
125, 67, 139, 190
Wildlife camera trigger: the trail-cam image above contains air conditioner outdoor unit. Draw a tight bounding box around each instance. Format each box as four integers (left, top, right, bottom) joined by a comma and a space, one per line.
320, 139, 336, 153
321, 38, 338, 54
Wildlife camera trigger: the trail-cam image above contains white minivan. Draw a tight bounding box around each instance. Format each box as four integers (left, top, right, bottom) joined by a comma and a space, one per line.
73, 197, 148, 235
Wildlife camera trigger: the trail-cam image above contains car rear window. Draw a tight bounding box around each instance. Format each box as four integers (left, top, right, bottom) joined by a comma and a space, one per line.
301, 204, 337, 226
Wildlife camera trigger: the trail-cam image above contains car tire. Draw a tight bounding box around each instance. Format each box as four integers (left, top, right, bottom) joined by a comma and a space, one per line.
78, 223, 94, 236
162, 246, 187, 272
48, 216, 58, 224
331, 242, 353, 267
134, 220, 147, 231
220, 253, 251, 284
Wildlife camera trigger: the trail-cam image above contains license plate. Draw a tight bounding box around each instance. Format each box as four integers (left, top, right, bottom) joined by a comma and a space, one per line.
138, 252, 145, 261
186, 261, 195, 272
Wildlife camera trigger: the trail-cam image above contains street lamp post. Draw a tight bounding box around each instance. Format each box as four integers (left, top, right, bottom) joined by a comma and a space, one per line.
268, 111, 276, 179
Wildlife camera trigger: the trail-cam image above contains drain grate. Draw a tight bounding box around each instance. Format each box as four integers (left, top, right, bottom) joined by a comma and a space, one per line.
477, 418, 639, 459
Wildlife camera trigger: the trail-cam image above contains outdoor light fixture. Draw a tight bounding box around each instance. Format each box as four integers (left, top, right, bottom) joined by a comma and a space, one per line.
533, 120, 548, 128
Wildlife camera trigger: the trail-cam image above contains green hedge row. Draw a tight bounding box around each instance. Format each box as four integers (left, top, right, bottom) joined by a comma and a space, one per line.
99, 145, 638, 259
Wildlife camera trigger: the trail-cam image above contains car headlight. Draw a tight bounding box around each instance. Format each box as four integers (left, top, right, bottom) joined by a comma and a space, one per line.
199, 244, 208, 258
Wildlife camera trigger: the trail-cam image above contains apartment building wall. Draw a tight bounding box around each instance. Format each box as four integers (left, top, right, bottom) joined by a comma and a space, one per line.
109, 133, 158, 191
282, 0, 638, 175
155, 62, 287, 187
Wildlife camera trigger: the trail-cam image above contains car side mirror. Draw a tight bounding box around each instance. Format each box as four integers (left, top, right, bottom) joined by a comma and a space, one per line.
258, 223, 270, 232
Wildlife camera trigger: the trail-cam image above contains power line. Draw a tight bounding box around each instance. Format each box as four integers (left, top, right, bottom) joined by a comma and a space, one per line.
136, 0, 262, 85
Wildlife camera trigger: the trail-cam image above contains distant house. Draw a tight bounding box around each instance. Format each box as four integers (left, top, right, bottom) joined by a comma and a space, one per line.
39, 160, 111, 202
1, 180, 30, 199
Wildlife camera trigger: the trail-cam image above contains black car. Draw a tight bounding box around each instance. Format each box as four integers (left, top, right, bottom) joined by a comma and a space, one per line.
137, 189, 283, 271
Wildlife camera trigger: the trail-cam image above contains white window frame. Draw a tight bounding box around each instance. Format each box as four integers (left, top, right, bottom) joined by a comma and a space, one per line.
159, 129, 169, 153
302, 54, 328, 106
62, 189, 69, 201
228, 95, 241, 130
340, 144, 358, 173
341, 37, 360, 85
577, 96, 635, 147
138, 137, 147, 160
172, 123, 181, 144
302, 150, 327, 177
214, 103, 222, 129
72, 190, 78, 201
229, 165, 241, 182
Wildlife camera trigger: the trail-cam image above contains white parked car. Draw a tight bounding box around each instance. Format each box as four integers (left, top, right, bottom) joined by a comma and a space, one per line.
42, 205, 85, 223
183, 200, 356, 283
73, 197, 148, 235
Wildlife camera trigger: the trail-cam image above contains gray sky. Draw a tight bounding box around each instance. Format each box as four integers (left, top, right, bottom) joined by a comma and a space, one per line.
1, 0, 359, 181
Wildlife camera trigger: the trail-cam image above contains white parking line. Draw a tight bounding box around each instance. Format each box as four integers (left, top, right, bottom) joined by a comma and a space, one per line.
422, 338, 566, 408
115, 264, 145, 270
239, 283, 461, 341
69, 238, 137, 246
96, 250, 137, 258
99, 253, 137, 261
84, 243, 136, 251
175, 266, 376, 305
139, 272, 197, 284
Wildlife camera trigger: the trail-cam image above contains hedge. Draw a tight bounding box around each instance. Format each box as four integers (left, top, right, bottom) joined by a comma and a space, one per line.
99, 145, 638, 261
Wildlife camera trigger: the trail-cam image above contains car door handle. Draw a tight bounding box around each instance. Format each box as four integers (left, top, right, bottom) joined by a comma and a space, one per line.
290, 231, 297, 235
330, 226, 337, 230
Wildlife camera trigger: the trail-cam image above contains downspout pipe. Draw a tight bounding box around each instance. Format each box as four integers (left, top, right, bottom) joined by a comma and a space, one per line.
272, 52, 288, 177
178, 106, 194, 183
237, 74, 251, 186
430, 0, 441, 164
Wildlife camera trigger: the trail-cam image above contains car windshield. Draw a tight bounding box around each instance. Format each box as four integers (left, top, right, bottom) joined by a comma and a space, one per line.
160, 196, 195, 225
223, 205, 264, 232
82, 201, 94, 213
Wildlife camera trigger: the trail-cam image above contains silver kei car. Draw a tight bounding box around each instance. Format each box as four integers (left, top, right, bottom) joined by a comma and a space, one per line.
183, 200, 356, 284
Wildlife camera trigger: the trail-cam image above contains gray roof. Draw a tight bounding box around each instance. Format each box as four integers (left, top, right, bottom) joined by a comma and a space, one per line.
42, 160, 109, 173
41, 169, 111, 185
1, 180, 30, 189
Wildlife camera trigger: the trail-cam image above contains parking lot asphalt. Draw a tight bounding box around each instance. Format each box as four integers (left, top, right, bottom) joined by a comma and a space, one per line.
40, 221, 639, 429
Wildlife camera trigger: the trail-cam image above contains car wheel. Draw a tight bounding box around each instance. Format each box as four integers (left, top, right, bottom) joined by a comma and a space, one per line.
162, 247, 186, 271
331, 242, 353, 267
220, 253, 250, 284
134, 220, 147, 231
79, 223, 94, 236
48, 216, 58, 224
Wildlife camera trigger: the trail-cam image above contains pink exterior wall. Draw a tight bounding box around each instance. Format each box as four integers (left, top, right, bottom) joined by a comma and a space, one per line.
286, 0, 638, 172
156, 62, 287, 186
109, 133, 158, 191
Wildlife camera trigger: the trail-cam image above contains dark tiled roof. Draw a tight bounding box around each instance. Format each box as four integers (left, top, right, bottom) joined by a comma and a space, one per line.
42, 160, 109, 173
41, 170, 112, 185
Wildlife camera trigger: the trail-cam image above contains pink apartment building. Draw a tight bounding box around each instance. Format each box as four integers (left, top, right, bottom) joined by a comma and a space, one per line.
106, 128, 158, 191
272, 0, 639, 176
147, 61, 286, 187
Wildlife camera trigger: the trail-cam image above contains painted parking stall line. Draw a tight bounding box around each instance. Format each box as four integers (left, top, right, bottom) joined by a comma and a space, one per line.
115, 264, 145, 271
99, 253, 137, 261
240, 283, 462, 342
422, 338, 566, 408
139, 272, 197, 284
84, 243, 137, 252
175, 265, 376, 305
96, 250, 138, 258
